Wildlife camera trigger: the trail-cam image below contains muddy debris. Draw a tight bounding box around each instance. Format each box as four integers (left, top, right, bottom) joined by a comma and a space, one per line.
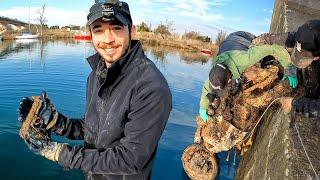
182, 144, 218, 180
183, 63, 296, 179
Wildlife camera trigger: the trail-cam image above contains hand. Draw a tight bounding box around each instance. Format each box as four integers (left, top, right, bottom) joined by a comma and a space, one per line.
282, 76, 298, 89
18, 97, 33, 122
199, 108, 208, 122
39, 91, 59, 130
231, 78, 242, 95
24, 133, 65, 162
279, 97, 293, 113
292, 97, 320, 118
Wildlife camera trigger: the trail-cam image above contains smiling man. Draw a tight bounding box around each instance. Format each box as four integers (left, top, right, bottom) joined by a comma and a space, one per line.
18, 1, 172, 180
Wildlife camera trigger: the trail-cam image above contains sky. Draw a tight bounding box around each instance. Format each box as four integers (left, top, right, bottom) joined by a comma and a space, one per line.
0, 0, 275, 38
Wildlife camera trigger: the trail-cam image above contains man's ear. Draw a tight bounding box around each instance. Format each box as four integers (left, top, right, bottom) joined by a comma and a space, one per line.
130, 25, 136, 40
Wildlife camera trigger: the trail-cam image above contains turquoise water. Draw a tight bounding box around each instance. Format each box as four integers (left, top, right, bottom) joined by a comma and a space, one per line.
0, 39, 238, 179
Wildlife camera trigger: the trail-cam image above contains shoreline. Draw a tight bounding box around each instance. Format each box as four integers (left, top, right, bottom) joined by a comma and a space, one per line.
2, 30, 217, 51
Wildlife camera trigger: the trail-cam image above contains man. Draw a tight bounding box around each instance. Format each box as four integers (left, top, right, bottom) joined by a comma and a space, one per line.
18, 1, 172, 180
199, 31, 255, 121
276, 20, 320, 121
199, 31, 297, 122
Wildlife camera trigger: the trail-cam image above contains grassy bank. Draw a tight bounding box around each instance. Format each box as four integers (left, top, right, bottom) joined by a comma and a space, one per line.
135, 32, 218, 53
2, 29, 74, 40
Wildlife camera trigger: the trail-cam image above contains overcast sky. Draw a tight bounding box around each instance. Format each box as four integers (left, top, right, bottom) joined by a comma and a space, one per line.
0, 0, 275, 38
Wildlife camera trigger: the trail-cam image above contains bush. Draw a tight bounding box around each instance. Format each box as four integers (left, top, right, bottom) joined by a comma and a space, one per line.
183, 31, 211, 43
137, 22, 151, 32
154, 21, 173, 36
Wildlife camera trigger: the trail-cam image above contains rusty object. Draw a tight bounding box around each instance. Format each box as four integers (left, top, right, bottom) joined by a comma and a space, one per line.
202, 116, 247, 153
19, 96, 50, 142
182, 144, 218, 180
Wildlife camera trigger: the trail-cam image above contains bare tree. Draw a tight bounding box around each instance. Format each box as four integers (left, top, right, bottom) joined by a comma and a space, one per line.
215, 30, 227, 46
36, 3, 47, 37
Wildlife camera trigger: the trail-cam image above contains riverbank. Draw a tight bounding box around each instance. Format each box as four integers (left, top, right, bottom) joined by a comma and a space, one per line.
2, 30, 217, 53
135, 32, 217, 54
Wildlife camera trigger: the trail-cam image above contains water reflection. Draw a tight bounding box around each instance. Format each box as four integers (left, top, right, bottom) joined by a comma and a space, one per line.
142, 43, 211, 64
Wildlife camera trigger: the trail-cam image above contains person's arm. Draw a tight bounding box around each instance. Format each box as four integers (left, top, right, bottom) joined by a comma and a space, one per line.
246, 44, 292, 69
57, 84, 172, 174
199, 79, 210, 122
51, 114, 85, 140
224, 44, 292, 79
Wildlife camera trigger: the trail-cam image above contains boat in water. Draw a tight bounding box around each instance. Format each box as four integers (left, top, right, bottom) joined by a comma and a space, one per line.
201, 49, 213, 56
74, 34, 91, 41
15, 33, 39, 39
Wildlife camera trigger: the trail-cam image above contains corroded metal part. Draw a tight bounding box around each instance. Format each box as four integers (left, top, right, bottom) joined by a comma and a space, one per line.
19, 96, 50, 142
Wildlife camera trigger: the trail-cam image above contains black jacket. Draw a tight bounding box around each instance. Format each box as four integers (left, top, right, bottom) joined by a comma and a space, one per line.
52, 40, 172, 180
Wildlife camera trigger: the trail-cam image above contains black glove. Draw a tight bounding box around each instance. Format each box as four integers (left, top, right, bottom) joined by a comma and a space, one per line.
18, 97, 33, 122
231, 78, 242, 95
38, 91, 59, 129
292, 97, 320, 118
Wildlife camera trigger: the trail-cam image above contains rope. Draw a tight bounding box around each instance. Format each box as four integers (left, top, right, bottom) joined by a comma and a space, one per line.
294, 124, 319, 180
242, 98, 280, 143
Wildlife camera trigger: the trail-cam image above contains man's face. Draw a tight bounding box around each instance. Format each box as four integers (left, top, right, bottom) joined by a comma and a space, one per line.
90, 19, 134, 66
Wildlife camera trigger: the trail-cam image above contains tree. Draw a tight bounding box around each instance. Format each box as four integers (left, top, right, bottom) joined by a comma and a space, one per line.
154, 21, 173, 38
137, 22, 151, 32
215, 30, 227, 46
36, 3, 47, 37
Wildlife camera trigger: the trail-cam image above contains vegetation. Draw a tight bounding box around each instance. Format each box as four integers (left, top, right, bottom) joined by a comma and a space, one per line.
137, 22, 151, 32
183, 31, 212, 43
215, 30, 227, 46
154, 21, 173, 36
36, 3, 47, 37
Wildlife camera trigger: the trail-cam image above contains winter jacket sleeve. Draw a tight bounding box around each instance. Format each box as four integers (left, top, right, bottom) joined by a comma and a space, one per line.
199, 79, 210, 110
51, 113, 85, 140
57, 84, 172, 175
216, 44, 293, 79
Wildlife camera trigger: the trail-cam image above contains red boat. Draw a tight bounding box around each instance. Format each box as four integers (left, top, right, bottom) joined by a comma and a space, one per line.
74, 34, 92, 41
201, 49, 213, 56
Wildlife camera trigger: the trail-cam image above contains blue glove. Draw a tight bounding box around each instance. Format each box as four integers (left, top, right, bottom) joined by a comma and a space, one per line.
282, 76, 298, 89
199, 108, 208, 122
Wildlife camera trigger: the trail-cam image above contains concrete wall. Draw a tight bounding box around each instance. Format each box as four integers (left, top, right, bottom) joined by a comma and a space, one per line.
270, 0, 320, 32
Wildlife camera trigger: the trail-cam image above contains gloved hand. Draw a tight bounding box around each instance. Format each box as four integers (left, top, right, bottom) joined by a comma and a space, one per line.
18, 97, 33, 122
38, 91, 60, 130
18, 91, 59, 130
199, 108, 208, 122
282, 75, 298, 89
25, 131, 65, 162
292, 97, 320, 118
283, 66, 298, 89
231, 78, 242, 95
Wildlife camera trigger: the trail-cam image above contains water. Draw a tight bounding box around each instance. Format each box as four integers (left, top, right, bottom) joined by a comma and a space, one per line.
0, 39, 239, 180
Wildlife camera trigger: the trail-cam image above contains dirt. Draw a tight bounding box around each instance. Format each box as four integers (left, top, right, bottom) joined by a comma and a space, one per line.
181, 144, 218, 180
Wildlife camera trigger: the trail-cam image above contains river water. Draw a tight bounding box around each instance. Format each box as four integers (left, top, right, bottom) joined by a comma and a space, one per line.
0, 39, 238, 180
